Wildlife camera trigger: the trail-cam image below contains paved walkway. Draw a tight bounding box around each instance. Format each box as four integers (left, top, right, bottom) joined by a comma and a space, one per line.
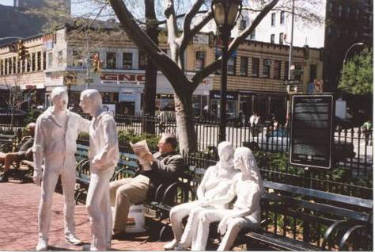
0, 180, 166, 251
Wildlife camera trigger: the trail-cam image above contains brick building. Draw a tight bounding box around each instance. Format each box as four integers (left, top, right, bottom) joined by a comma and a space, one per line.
0, 22, 323, 122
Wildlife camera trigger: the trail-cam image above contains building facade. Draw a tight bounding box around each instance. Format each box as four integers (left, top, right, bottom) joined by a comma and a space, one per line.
0, 23, 323, 122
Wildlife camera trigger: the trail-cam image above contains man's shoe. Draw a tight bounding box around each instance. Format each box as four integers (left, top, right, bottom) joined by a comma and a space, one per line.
164, 239, 179, 250
65, 233, 82, 245
0, 174, 8, 183
175, 243, 189, 251
112, 231, 126, 240
82, 244, 91, 251
36, 238, 48, 251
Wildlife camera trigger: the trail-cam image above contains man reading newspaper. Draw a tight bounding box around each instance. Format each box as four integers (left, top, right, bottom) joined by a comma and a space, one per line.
109, 133, 185, 238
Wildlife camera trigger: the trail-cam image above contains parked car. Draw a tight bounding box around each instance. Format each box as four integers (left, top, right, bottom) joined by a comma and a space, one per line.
245, 128, 355, 162
0, 107, 27, 124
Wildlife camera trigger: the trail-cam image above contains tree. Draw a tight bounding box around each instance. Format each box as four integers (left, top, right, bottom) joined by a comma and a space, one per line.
107, 0, 323, 153
339, 48, 373, 96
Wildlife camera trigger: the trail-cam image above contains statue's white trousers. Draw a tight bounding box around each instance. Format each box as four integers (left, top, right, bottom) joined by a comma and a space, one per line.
38, 155, 77, 241
86, 167, 114, 251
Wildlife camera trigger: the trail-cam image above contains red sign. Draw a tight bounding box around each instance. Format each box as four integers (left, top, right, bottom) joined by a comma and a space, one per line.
100, 73, 146, 83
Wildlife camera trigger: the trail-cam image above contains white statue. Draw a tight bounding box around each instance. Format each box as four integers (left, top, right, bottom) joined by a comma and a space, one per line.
164, 141, 237, 250
33, 87, 90, 251
186, 147, 263, 251
80, 89, 119, 251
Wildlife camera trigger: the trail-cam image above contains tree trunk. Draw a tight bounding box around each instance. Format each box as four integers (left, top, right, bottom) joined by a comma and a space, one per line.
174, 82, 197, 154
141, 0, 158, 134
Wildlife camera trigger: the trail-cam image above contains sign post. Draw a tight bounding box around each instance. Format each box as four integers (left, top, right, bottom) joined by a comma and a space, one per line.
290, 95, 334, 169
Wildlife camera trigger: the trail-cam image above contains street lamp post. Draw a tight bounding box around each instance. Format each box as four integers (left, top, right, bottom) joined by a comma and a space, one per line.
211, 0, 242, 142
343, 42, 364, 66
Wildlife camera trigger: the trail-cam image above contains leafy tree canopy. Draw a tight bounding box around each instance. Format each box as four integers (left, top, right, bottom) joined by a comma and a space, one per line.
339, 48, 373, 96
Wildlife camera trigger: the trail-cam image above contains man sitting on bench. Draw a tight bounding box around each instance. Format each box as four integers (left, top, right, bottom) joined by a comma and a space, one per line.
0, 122, 36, 182
109, 133, 185, 238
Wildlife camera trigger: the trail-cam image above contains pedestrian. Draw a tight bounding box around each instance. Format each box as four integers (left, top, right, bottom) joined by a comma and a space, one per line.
362, 120, 372, 146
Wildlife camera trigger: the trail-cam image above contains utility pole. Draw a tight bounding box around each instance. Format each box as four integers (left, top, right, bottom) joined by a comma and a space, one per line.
286, 0, 295, 127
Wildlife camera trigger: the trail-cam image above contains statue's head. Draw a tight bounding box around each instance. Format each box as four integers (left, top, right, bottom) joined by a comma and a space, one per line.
79, 89, 102, 115
234, 147, 260, 181
217, 141, 234, 162
50, 87, 68, 111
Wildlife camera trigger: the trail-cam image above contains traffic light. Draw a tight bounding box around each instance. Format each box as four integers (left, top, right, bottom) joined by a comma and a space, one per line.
17, 41, 29, 61
92, 53, 101, 72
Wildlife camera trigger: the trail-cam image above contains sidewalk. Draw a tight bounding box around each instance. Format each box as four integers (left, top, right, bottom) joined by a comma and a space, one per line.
0, 180, 166, 251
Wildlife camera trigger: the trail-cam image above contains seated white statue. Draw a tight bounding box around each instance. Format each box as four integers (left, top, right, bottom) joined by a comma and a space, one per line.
181, 147, 263, 251
164, 141, 237, 250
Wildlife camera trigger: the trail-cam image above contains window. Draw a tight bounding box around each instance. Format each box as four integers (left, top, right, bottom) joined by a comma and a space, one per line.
37, 51, 41, 71
12, 56, 16, 73
17, 58, 20, 73
43, 52, 46, 70
138, 50, 147, 70
338, 5, 342, 17
251, 58, 259, 77
26, 56, 30, 72
284, 61, 289, 80
48, 52, 53, 68
227, 56, 236, 75
106, 52, 116, 69
123, 52, 133, 69
22, 58, 25, 73
57, 50, 63, 66
309, 64, 317, 82
273, 60, 281, 79
294, 64, 303, 81
271, 13, 276, 26
0, 60, 3, 75
279, 33, 284, 44
263, 59, 271, 78
240, 56, 248, 76
239, 19, 247, 30
72, 50, 83, 67
31, 53, 36, 71
5, 59, 8, 75
270, 34, 275, 44
328, 2, 333, 12
280, 11, 285, 24
249, 29, 256, 40
195, 51, 206, 70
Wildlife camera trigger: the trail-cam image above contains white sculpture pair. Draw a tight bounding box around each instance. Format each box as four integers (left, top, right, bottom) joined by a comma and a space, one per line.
33, 87, 119, 251
164, 143, 263, 251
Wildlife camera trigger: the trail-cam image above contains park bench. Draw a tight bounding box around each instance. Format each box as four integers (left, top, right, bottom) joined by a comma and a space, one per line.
0, 134, 17, 152
216, 180, 373, 251
74, 144, 193, 240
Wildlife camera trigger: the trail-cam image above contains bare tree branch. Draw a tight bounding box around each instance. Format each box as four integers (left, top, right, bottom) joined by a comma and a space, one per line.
108, 0, 190, 94
183, 0, 205, 35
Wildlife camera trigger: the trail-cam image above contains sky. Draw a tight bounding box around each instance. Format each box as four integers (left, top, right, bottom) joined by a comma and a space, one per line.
1, 0, 13, 6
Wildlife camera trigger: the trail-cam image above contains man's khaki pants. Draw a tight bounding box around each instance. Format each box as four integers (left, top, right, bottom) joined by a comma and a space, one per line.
109, 175, 150, 233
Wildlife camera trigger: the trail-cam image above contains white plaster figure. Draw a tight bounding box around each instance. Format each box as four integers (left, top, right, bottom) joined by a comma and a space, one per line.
33, 87, 90, 251
185, 147, 263, 251
80, 89, 119, 251
164, 141, 237, 250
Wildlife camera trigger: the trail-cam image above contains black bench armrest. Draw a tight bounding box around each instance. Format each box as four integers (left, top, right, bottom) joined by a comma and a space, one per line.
339, 224, 369, 250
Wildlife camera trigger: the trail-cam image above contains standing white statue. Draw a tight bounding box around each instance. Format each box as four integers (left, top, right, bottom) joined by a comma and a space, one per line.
33, 87, 90, 251
79, 89, 119, 251
187, 147, 263, 251
164, 141, 237, 250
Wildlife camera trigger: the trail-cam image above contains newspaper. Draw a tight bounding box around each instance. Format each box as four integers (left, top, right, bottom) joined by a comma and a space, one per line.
130, 140, 152, 171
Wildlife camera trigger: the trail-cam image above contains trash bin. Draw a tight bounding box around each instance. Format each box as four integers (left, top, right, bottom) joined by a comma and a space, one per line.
125, 204, 146, 233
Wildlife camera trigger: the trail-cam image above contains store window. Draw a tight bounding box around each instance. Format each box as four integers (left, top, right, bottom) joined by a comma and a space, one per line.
195, 51, 206, 70
270, 34, 275, 44
263, 59, 271, 78
251, 57, 259, 77
271, 13, 275, 26
106, 52, 116, 69
280, 11, 285, 24
228, 56, 236, 75
240, 56, 248, 76
123, 52, 133, 69
273, 60, 281, 79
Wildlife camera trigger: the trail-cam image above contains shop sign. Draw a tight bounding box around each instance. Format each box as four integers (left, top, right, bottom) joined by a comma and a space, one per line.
100, 73, 146, 84
210, 91, 238, 100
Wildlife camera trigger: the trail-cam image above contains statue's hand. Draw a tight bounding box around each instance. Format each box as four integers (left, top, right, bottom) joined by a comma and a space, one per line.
33, 170, 42, 186
218, 217, 229, 235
